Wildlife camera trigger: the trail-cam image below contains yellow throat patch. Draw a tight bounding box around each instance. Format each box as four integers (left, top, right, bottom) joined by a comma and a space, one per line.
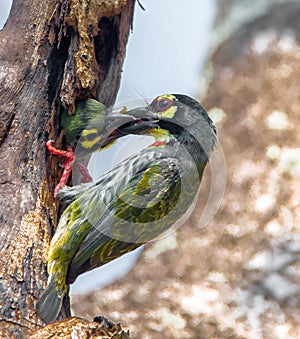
147, 127, 172, 142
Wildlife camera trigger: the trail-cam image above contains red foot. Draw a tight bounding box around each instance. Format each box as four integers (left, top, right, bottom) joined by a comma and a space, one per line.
76, 162, 93, 183
46, 140, 75, 198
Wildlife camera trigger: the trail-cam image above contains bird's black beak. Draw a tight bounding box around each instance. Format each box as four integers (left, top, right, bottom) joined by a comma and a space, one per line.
100, 107, 159, 148
116, 106, 159, 135
125, 107, 158, 120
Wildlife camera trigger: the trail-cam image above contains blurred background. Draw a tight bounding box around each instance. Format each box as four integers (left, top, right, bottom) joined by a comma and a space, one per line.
2, 1, 300, 338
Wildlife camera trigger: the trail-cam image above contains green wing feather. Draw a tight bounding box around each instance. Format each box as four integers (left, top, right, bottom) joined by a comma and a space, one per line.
67, 155, 201, 281
67, 157, 181, 280
46, 147, 166, 289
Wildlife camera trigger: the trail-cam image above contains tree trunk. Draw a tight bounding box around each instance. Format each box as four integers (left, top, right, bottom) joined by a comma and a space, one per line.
0, 0, 135, 337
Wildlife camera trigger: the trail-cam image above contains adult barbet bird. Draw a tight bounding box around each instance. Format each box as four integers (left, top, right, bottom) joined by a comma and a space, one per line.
47, 98, 154, 196
37, 94, 217, 323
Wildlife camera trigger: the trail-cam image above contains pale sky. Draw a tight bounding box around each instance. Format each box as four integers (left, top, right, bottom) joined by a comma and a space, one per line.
118, 0, 216, 101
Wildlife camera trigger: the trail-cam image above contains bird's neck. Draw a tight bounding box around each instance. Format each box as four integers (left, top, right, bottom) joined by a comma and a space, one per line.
147, 127, 175, 143
148, 126, 215, 177
175, 130, 212, 175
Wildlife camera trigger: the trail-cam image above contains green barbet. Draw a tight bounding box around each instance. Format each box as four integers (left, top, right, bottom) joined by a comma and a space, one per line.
47, 98, 153, 195
60, 98, 152, 154
37, 94, 216, 323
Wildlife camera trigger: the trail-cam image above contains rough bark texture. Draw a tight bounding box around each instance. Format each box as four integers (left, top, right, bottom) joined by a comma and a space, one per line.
0, 0, 135, 338
72, 1, 300, 338
29, 316, 131, 339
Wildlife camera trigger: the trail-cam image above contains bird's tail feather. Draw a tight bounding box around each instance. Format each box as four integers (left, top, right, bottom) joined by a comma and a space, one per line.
36, 277, 62, 324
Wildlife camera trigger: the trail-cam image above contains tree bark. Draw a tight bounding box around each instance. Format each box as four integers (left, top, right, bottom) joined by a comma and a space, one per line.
0, 0, 135, 337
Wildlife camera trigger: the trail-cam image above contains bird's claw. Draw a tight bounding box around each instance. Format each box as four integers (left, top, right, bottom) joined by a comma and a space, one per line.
76, 162, 93, 183
46, 140, 75, 198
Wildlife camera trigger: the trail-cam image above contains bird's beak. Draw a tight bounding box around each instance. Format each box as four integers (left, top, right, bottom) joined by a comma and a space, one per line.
99, 107, 159, 148
75, 107, 160, 157
125, 106, 158, 120
117, 106, 159, 135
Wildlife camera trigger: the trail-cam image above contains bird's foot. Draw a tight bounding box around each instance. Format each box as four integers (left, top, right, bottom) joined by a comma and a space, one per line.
46, 140, 75, 198
76, 162, 93, 183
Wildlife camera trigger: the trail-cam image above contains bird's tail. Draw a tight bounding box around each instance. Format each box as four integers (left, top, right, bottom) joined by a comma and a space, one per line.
36, 277, 62, 324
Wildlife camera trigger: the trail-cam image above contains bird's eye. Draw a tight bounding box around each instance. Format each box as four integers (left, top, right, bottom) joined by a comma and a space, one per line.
156, 98, 173, 112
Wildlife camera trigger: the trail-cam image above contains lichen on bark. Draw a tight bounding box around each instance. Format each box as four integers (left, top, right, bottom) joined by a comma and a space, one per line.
66, 0, 127, 89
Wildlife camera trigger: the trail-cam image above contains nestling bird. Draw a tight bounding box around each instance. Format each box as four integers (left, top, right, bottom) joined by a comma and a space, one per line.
60, 98, 152, 154
37, 94, 216, 323
47, 98, 154, 195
